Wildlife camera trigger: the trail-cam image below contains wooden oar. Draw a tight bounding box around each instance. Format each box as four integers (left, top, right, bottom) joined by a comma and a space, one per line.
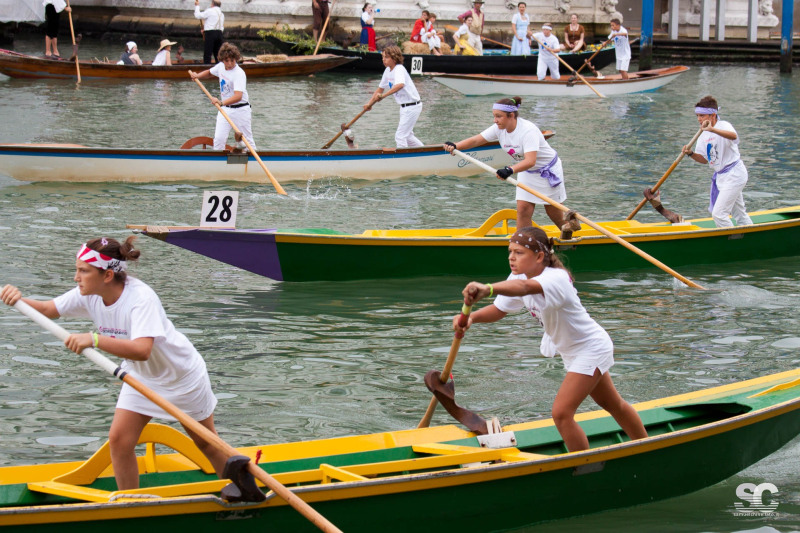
626, 126, 705, 220
529, 34, 605, 98
417, 301, 472, 428
321, 108, 367, 149
450, 148, 706, 290
312, 0, 335, 55
9, 299, 342, 533
573, 38, 611, 76
65, 0, 80, 83
190, 73, 287, 196
444, 24, 511, 49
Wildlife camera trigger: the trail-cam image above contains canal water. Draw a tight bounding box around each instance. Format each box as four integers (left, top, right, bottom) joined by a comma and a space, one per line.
1, 34, 800, 531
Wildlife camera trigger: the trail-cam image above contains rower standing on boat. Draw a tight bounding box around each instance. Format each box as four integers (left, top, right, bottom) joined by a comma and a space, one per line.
363, 45, 424, 148
194, 0, 224, 64
608, 18, 630, 80
443, 96, 574, 234
43, 0, 71, 58
190, 43, 256, 152
682, 96, 753, 228
532, 24, 563, 80
0, 237, 229, 490
453, 226, 648, 452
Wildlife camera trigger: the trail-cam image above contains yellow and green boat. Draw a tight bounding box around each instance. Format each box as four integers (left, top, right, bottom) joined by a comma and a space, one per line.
129, 205, 800, 282
1, 367, 799, 531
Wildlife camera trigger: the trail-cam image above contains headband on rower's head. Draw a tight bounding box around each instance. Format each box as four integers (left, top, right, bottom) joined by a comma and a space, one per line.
694, 106, 718, 115
542, 24, 552, 30
510, 231, 551, 255
77, 244, 127, 273
493, 103, 519, 112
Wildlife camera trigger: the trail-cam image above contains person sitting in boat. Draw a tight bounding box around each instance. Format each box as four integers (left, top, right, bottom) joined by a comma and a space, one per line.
0, 237, 230, 491
360, 3, 377, 52
118, 41, 143, 65
189, 43, 257, 152
152, 39, 178, 66
532, 24, 563, 80
410, 10, 429, 43
457, 0, 485, 54
510, 2, 531, 56
452, 15, 481, 56
681, 96, 753, 228
43, 0, 71, 58
443, 96, 572, 233
422, 13, 443, 56
608, 18, 631, 80
452, 226, 648, 452
563, 14, 586, 52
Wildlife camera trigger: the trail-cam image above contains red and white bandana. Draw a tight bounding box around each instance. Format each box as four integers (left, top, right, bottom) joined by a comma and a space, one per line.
76, 244, 127, 272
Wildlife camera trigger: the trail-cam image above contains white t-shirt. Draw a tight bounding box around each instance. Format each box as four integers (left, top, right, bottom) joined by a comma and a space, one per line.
532, 32, 560, 58
194, 5, 224, 31
152, 49, 168, 66
44, 0, 67, 12
379, 64, 420, 104
53, 278, 209, 388
493, 268, 613, 360
609, 26, 631, 61
697, 119, 746, 189
480, 117, 556, 172
210, 62, 249, 105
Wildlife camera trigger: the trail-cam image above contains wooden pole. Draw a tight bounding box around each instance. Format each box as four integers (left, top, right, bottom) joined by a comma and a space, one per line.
321, 108, 368, 149
313, 0, 335, 55
65, 0, 81, 83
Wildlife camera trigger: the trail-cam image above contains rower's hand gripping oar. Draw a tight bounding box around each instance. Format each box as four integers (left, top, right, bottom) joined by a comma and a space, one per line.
417, 300, 472, 428
189, 72, 287, 196
9, 299, 342, 533
529, 34, 605, 98
572, 38, 612, 78
321, 107, 368, 149
449, 147, 706, 290
626, 125, 706, 220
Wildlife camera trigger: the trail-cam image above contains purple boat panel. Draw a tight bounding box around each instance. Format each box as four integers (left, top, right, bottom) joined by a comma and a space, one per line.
163, 229, 284, 281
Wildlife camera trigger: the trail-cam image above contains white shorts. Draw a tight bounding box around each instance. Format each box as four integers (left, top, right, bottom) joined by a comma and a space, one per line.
562, 349, 614, 376
116, 369, 218, 422
515, 159, 567, 205
616, 57, 630, 71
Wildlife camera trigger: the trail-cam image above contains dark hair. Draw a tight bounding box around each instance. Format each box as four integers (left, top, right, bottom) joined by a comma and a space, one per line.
421, 9, 430, 16
428, 12, 437, 19
217, 42, 241, 62
518, 2, 526, 6
382, 45, 403, 65
513, 227, 569, 273
695, 95, 718, 110
84, 235, 140, 282
495, 96, 523, 117
362, 2, 371, 11
610, 18, 621, 25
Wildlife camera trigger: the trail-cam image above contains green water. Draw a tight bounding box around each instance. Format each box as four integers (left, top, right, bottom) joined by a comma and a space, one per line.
1, 34, 800, 531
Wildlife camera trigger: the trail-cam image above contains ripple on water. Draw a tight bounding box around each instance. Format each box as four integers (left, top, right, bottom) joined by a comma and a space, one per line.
771, 338, 800, 349
12, 356, 60, 366
35, 436, 100, 446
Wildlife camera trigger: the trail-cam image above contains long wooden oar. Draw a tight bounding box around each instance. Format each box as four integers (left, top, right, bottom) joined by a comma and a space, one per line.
65, 0, 80, 83
444, 24, 511, 49
9, 299, 342, 533
626, 126, 705, 220
573, 38, 611, 76
530, 34, 604, 98
190, 73, 287, 196
312, 0, 335, 55
321, 108, 367, 149
451, 148, 706, 289
417, 301, 472, 428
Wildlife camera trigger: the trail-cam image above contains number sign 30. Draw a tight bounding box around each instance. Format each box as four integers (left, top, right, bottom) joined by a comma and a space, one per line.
201, 191, 239, 228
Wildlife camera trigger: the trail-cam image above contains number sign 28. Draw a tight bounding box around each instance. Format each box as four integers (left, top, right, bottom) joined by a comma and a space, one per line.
201, 191, 239, 228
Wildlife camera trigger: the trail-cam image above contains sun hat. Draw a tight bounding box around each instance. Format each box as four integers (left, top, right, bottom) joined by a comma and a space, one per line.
158, 39, 178, 51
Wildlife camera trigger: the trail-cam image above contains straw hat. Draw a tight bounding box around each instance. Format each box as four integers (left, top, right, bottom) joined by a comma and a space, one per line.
158, 39, 178, 52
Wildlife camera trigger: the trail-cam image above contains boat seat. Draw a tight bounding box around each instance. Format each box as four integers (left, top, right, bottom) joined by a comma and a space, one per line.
180, 136, 234, 151
462, 209, 520, 237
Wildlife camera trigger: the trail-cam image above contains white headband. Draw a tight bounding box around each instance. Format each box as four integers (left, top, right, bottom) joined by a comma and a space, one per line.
542, 24, 552, 30
77, 244, 127, 272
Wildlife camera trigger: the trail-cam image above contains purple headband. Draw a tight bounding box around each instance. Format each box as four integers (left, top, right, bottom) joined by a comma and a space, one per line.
493, 103, 519, 112
510, 231, 550, 254
695, 106, 717, 115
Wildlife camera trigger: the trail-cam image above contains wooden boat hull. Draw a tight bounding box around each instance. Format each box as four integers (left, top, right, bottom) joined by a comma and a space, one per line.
0, 143, 512, 183
0, 50, 354, 79
263, 36, 616, 75
129, 205, 800, 282
1, 368, 800, 531
434, 66, 690, 96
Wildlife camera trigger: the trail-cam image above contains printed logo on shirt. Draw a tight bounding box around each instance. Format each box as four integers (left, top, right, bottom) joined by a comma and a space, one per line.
506, 146, 524, 162
98, 326, 127, 338
706, 143, 718, 164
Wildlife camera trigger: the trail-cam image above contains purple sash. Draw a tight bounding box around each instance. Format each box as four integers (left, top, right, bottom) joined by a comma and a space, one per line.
526, 153, 561, 187
708, 160, 740, 213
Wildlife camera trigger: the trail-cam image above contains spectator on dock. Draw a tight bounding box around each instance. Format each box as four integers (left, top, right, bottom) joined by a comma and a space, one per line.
608, 18, 630, 79
360, 3, 377, 51
422, 13, 443, 56
510, 2, 531, 56
453, 14, 481, 56
410, 10, 429, 43
43, 0, 71, 58
458, 0, 485, 55
563, 14, 586, 52
194, 0, 224, 64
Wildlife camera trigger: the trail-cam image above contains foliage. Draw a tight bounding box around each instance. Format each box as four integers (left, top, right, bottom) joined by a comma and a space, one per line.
257, 26, 336, 55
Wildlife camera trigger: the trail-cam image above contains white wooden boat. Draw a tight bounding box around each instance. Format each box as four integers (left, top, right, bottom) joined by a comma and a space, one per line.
0, 135, 550, 183
433, 66, 689, 97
